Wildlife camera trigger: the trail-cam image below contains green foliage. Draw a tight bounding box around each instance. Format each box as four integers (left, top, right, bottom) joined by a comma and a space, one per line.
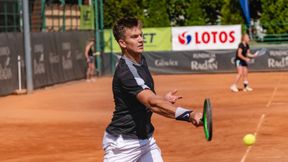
260, 0, 288, 34
102, 0, 288, 34
103, 0, 144, 28
249, 0, 261, 19
143, 0, 170, 27
166, 0, 206, 26
220, 0, 245, 25
166, 0, 187, 26
201, 0, 225, 24
183, 0, 206, 26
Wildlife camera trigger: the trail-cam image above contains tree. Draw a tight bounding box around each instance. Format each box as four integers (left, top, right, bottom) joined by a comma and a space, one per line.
260, 0, 288, 34
103, 0, 144, 28
167, 0, 206, 26
201, 0, 224, 25
143, 0, 170, 27
184, 0, 206, 26
249, 0, 262, 20
220, 0, 245, 25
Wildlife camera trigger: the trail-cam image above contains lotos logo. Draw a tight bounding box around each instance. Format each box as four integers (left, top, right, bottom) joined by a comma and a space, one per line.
178, 32, 192, 45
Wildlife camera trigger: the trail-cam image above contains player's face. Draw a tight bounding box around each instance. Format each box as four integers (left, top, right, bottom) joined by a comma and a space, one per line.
243, 35, 250, 43
120, 26, 144, 54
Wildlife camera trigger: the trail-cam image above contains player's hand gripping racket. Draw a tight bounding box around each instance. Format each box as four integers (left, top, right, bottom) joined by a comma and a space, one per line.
201, 98, 213, 141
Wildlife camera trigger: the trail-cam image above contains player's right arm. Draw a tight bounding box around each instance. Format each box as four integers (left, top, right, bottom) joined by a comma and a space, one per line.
137, 89, 202, 126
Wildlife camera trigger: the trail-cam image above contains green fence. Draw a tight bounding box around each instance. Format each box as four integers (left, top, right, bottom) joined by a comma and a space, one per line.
253, 33, 288, 43
250, 22, 288, 43
0, 0, 21, 32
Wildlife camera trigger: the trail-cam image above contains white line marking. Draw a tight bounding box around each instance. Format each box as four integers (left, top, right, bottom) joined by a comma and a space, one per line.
254, 114, 266, 137
266, 74, 284, 108
240, 74, 284, 162
240, 114, 266, 162
241, 146, 252, 162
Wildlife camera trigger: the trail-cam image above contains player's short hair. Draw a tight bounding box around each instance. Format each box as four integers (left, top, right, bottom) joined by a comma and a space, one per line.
113, 17, 142, 42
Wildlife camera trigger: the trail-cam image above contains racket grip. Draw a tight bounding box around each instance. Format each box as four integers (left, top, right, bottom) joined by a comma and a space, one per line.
199, 118, 203, 125
255, 51, 259, 56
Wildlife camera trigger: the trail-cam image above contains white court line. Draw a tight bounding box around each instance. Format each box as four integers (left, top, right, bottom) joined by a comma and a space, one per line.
240, 114, 265, 162
240, 74, 284, 162
266, 74, 284, 108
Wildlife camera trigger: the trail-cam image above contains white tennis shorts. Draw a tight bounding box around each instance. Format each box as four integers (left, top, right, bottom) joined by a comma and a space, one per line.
102, 132, 163, 162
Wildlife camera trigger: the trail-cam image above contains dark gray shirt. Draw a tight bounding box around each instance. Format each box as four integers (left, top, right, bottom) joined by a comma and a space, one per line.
106, 55, 155, 139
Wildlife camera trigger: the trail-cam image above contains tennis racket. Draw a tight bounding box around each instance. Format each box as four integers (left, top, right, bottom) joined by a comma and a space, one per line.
201, 98, 213, 141
254, 48, 267, 57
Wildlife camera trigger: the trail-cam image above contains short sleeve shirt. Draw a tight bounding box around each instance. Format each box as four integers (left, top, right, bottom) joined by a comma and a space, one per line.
235, 42, 250, 61
106, 55, 155, 139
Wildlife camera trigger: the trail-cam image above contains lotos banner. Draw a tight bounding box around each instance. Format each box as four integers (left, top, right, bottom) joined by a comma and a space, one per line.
172, 25, 241, 51
104, 27, 172, 53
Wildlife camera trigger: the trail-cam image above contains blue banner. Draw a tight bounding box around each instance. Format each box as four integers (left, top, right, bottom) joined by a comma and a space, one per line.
240, 0, 251, 26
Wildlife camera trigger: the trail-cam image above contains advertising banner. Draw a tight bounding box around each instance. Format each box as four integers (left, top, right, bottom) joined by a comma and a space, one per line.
104, 27, 172, 53
0, 33, 24, 96
80, 5, 94, 30
143, 48, 288, 74
30, 32, 89, 88
0, 32, 91, 96
172, 25, 241, 51
267, 48, 288, 69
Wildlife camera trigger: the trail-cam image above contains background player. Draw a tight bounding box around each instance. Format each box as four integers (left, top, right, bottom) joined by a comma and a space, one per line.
103, 17, 203, 162
85, 38, 96, 82
230, 34, 257, 92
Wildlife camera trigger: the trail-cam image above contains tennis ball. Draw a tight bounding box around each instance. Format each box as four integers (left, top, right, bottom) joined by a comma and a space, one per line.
243, 134, 256, 146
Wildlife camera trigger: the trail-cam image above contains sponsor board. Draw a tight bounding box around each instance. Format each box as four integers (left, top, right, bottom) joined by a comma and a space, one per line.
33, 44, 45, 75
104, 27, 172, 53
62, 42, 73, 70
142, 48, 288, 74
0, 46, 12, 80
172, 25, 241, 51
268, 49, 288, 68
190, 53, 218, 71
80, 5, 94, 30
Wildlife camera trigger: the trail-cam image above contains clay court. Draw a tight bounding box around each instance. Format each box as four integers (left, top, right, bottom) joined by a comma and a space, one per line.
0, 72, 287, 162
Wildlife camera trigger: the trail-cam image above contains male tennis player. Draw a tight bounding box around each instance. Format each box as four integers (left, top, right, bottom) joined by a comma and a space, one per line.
230, 34, 257, 92
84, 38, 96, 82
103, 17, 202, 162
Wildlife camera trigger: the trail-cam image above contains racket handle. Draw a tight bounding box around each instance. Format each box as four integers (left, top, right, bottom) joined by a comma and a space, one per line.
255, 51, 259, 56
199, 118, 203, 125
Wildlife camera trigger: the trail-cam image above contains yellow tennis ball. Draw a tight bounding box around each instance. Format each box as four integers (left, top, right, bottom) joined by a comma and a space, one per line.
243, 134, 256, 146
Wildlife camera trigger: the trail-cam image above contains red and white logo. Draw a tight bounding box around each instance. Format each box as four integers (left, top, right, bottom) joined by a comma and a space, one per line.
178, 32, 192, 45
172, 25, 241, 51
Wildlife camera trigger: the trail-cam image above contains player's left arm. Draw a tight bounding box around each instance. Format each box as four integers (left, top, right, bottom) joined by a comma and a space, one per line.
137, 89, 202, 126
159, 89, 183, 104
247, 49, 257, 58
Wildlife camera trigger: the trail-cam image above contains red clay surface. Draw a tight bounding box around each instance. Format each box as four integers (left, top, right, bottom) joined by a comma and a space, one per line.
0, 72, 288, 162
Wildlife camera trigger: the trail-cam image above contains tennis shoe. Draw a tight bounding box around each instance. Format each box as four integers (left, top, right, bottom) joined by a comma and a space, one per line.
230, 84, 239, 92
244, 86, 253, 92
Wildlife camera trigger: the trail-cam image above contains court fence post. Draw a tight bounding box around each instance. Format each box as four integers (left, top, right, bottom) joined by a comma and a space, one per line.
93, 0, 102, 76
22, 0, 34, 93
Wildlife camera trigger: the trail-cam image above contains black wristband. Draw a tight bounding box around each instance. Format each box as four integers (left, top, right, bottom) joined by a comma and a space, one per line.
175, 107, 193, 122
